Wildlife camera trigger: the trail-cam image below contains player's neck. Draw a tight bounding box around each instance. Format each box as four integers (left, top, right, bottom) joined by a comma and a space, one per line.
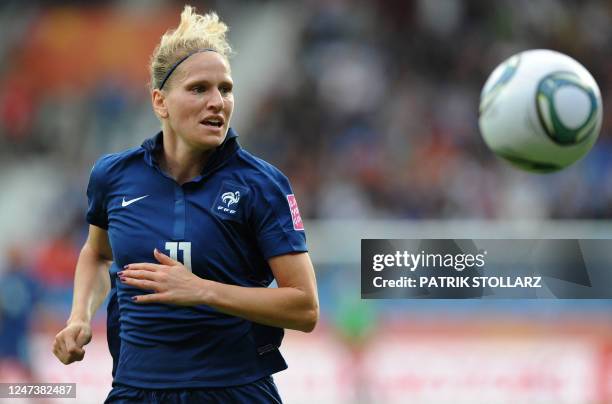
159, 133, 212, 184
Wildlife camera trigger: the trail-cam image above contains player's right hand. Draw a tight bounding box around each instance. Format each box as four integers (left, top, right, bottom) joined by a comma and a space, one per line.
52, 321, 92, 365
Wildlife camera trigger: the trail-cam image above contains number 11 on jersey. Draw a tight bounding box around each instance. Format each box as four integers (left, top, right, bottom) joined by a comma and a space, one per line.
165, 241, 192, 271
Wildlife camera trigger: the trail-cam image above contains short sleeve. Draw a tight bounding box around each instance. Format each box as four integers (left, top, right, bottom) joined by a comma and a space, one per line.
251, 173, 308, 260
86, 156, 110, 230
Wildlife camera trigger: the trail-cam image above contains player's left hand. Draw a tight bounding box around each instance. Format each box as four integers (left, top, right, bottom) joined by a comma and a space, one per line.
119, 249, 208, 306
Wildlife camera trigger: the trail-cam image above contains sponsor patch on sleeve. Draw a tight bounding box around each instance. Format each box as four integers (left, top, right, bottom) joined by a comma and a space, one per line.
286, 194, 304, 231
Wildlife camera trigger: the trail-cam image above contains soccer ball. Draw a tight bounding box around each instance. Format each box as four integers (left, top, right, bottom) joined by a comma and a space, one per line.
478, 49, 602, 173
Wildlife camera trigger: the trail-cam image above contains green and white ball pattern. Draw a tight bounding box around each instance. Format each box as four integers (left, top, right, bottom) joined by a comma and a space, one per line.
536, 72, 599, 146
478, 49, 602, 173
479, 54, 520, 116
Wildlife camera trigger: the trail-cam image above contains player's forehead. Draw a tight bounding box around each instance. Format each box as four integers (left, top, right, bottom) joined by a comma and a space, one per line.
174, 52, 232, 84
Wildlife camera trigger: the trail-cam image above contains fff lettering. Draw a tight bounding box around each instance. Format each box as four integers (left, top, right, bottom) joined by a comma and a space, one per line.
217, 205, 236, 214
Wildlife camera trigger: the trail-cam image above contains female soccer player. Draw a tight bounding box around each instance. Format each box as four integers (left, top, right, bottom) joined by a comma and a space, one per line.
53, 6, 319, 403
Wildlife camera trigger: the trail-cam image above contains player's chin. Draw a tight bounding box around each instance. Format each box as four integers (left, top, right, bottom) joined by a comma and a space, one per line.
196, 125, 227, 146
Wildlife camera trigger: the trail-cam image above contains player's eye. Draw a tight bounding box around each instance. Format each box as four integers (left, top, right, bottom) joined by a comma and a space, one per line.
220, 84, 233, 96
190, 85, 206, 94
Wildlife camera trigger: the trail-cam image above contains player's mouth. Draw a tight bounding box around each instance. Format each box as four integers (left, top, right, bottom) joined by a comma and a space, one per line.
200, 116, 225, 131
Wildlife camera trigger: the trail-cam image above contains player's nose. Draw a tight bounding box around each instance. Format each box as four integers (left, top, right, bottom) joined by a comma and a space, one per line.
206, 88, 223, 112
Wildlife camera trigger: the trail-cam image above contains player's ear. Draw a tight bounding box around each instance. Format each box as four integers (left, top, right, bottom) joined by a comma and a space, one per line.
152, 89, 169, 119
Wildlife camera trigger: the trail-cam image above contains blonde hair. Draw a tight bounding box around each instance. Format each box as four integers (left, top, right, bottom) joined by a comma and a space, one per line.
150, 5, 232, 90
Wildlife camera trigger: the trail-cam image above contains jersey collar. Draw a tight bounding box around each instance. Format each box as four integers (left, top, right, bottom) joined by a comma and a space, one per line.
141, 127, 240, 179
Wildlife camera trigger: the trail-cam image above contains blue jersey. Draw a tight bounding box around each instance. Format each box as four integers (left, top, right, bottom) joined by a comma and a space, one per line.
87, 129, 307, 389
106, 267, 120, 378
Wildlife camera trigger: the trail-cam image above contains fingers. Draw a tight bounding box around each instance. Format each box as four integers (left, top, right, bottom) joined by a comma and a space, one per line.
132, 292, 170, 304
68, 347, 85, 363
75, 327, 92, 348
124, 249, 182, 274
56, 348, 84, 364
53, 331, 72, 364
154, 248, 180, 266
124, 263, 163, 272
53, 323, 92, 365
120, 277, 160, 292
126, 247, 180, 271
120, 269, 161, 281
64, 334, 83, 358
52, 335, 66, 363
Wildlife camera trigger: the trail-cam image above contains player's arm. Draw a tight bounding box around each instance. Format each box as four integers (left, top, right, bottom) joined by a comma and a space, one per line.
53, 225, 113, 364
122, 249, 319, 332
204, 252, 318, 332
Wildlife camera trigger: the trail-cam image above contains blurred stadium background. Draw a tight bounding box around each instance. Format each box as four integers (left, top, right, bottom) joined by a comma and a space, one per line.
1, 0, 612, 403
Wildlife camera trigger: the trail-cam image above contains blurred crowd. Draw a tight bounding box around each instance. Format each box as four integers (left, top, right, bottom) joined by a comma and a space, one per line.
244, 0, 612, 220
0, 0, 612, 224
1, 0, 612, 376
0, 1, 611, 224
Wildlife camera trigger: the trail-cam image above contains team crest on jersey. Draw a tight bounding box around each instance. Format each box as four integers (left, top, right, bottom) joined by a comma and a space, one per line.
213, 183, 247, 219
221, 191, 240, 208
287, 194, 304, 231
